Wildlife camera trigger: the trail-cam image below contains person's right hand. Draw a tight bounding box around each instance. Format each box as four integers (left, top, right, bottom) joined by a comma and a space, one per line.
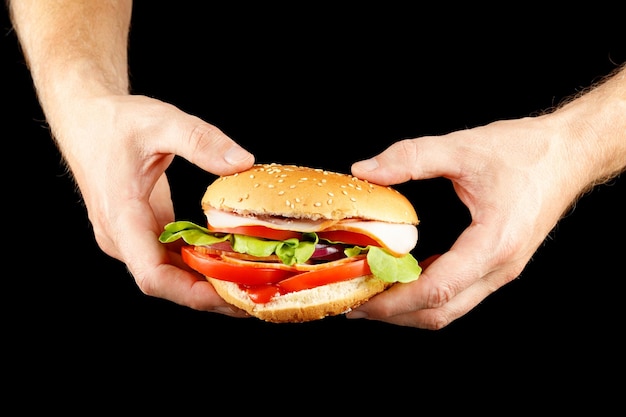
8, 0, 257, 315
57, 94, 255, 316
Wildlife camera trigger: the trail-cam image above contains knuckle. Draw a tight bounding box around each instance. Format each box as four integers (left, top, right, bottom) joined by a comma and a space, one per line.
186, 123, 222, 155
426, 312, 454, 330
395, 138, 418, 158
132, 271, 152, 296
425, 281, 454, 309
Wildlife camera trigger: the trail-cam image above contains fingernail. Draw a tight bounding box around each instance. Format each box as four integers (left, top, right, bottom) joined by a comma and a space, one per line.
354, 158, 379, 172
346, 309, 368, 319
213, 306, 248, 317
224, 145, 252, 165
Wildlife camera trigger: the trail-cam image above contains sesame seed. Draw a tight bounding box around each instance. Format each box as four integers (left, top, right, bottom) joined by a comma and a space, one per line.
342, 190, 348, 195
314, 202, 322, 207
327, 199, 333, 205
268, 184, 275, 188
278, 190, 285, 195
350, 197, 357, 202
327, 192, 334, 197
249, 174, 255, 179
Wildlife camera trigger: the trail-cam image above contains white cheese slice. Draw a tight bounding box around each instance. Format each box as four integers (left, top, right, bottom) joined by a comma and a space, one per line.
205, 207, 418, 256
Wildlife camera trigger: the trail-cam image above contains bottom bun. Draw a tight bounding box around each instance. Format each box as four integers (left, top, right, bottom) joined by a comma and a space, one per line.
207, 276, 391, 323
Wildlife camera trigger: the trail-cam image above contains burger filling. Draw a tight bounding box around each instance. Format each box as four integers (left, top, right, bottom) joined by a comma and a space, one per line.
159, 213, 422, 303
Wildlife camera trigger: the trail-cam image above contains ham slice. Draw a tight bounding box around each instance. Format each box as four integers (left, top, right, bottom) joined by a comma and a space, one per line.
205, 207, 418, 256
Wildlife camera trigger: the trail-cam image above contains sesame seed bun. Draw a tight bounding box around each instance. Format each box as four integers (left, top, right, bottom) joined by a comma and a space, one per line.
199, 163, 419, 323
201, 163, 418, 224
208, 275, 391, 323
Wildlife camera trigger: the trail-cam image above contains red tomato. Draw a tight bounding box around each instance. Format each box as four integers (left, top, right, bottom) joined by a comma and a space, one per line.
208, 225, 302, 241
183, 243, 373, 304
317, 230, 379, 247
277, 258, 371, 293
241, 258, 371, 303
181, 246, 296, 285
244, 285, 281, 304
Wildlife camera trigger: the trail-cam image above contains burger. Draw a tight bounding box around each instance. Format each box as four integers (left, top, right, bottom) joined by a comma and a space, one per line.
159, 163, 422, 323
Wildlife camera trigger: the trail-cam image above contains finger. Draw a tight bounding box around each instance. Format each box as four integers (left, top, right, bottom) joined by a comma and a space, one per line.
158, 110, 255, 176
349, 248, 485, 318
347, 221, 524, 328
351, 135, 463, 185
346, 251, 489, 330
149, 173, 175, 227
374, 272, 499, 329
114, 198, 248, 316
419, 253, 441, 269
147, 251, 249, 317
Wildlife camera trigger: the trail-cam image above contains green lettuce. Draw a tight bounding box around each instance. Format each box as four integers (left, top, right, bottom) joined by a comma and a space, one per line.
158, 220, 421, 283
158, 220, 317, 265
367, 246, 421, 283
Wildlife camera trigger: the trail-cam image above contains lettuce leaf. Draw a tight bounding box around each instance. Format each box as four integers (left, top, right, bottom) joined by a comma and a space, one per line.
366, 246, 422, 283
232, 233, 317, 265
159, 221, 229, 246
158, 221, 317, 265
158, 220, 421, 283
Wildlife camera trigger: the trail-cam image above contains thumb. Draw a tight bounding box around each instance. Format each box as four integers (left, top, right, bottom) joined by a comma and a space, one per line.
351, 137, 455, 186
164, 113, 255, 176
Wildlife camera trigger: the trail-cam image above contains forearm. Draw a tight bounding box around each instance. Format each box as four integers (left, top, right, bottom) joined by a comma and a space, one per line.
8, 0, 132, 121
553, 64, 626, 193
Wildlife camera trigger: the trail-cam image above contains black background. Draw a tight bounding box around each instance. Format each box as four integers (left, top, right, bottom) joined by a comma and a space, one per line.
3, 3, 625, 401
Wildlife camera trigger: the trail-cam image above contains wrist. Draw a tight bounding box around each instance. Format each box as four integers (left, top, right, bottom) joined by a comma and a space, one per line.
554, 67, 626, 192
33, 58, 129, 114
30, 59, 130, 160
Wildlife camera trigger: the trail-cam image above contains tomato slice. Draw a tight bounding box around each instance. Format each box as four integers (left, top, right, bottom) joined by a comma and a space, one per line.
245, 285, 281, 304
317, 230, 379, 247
242, 258, 371, 303
277, 258, 371, 293
208, 225, 302, 241
183, 244, 373, 304
181, 246, 296, 285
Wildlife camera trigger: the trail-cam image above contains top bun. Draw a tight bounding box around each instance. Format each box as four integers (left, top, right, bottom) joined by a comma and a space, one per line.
202, 163, 418, 225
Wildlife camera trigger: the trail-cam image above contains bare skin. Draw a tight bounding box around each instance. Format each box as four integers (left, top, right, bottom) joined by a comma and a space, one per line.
9, 1, 626, 328
9, 0, 254, 315
348, 66, 626, 329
